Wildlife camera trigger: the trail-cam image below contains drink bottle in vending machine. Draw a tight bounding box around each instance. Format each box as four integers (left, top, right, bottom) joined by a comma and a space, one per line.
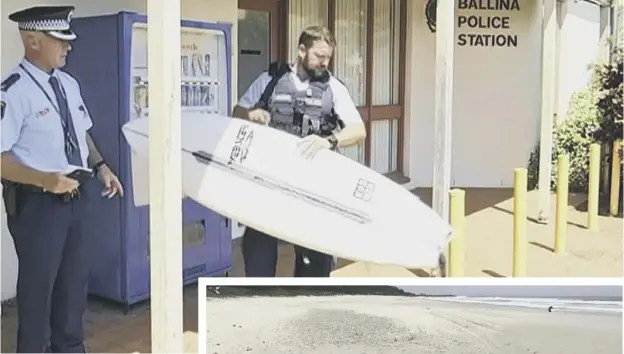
181, 83, 188, 106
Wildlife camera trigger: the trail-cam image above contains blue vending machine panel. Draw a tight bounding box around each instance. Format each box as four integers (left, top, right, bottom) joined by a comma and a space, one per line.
65, 12, 233, 305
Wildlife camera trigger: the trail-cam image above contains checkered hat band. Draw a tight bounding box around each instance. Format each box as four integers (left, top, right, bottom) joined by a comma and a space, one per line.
18, 19, 70, 31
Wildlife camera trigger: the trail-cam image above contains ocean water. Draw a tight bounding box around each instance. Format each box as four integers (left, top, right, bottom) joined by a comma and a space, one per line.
423, 296, 623, 314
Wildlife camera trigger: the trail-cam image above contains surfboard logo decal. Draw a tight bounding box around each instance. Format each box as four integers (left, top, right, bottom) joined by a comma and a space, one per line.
190, 149, 372, 224
228, 125, 254, 165
353, 178, 375, 202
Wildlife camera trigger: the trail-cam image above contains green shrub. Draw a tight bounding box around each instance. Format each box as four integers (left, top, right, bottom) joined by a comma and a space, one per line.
593, 47, 623, 143
528, 46, 622, 194
527, 88, 601, 193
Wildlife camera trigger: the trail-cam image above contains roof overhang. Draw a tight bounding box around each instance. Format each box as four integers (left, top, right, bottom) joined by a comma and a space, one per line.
579, 0, 611, 7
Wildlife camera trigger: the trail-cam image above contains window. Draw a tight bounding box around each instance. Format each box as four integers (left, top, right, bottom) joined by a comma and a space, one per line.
370, 0, 402, 174
287, 0, 329, 62
284, 0, 407, 175
333, 0, 368, 164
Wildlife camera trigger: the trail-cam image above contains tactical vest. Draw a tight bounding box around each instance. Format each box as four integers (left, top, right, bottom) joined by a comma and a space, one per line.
254, 62, 344, 139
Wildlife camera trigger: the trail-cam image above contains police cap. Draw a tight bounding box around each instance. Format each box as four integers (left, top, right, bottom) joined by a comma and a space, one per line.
9, 6, 76, 41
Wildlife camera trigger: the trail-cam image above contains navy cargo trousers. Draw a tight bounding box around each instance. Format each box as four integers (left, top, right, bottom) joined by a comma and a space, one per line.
242, 227, 335, 277
3, 182, 92, 353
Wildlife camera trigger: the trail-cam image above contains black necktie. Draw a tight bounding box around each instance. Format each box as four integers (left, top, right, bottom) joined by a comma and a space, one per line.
49, 76, 83, 167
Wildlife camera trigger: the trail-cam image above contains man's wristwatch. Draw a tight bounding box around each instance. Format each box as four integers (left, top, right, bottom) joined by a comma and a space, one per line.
326, 134, 339, 149
93, 160, 107, 174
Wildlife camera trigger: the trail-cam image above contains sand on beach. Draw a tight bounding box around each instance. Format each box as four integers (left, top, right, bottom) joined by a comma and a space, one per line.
205, 295, 622, 354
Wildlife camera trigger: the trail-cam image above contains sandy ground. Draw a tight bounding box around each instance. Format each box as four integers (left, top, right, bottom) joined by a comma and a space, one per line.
228, 190, 623, 277
205, 295, 622, 354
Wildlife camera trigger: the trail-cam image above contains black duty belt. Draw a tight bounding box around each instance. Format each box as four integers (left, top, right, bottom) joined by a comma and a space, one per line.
17, 183, 82, 202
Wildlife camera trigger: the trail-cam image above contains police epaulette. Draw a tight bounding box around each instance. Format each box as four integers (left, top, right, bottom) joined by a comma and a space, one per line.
1, 73, 20, 92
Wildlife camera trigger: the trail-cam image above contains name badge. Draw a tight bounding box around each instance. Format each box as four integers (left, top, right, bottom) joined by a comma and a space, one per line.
36, 107, 50, 118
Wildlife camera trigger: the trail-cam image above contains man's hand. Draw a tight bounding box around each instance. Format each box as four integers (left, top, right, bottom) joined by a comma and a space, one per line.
248, 108, 271, 125
297, 135, 331, 160
97, 165, 124, 198
41, 173, 80, 194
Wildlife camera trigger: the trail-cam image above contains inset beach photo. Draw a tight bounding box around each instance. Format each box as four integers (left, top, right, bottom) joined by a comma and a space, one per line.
200, 280, 622, 354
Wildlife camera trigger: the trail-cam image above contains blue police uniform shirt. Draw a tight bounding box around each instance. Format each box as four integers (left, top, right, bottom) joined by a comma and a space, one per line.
1, 59, 93, 173
237, 65, 364, 126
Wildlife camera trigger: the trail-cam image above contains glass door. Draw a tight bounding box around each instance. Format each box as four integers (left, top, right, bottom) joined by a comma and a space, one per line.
237, 0, 282, 100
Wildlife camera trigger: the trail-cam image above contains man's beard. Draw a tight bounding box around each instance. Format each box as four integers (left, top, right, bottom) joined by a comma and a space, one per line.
302, 55, 329, 81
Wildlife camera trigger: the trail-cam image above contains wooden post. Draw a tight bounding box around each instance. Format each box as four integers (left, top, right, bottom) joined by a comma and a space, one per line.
610, 141, 622, 216
554, 154, 569, 254
616, 0, 624, 45
448, 189, 466, 277
599, 3, 612, 63
588, 143, 601, 230
513, 168, 528, 277
147, 0, 184, 352
599, 3, 615, 197
537, 0, 557, 224
431, 0, 456, 222
0, 0, 3, 327
554, 0, 567, 124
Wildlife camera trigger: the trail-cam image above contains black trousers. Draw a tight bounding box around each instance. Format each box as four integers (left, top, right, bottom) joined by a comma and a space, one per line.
242, 227, 335, 277
3, 184, 92, 353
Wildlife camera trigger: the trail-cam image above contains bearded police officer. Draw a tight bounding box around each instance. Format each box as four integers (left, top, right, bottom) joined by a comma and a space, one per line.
1, 6, 124, 352
232, 25, 367, 277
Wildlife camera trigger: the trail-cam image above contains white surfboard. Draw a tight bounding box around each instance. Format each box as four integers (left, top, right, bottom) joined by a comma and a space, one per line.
122, 113, 453, 269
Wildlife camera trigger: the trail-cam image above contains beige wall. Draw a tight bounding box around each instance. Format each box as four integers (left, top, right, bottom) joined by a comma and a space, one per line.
405, 0, 545, 188
557, 0, 601, 120
1, 0, 239, 301
402, 0, 602, 189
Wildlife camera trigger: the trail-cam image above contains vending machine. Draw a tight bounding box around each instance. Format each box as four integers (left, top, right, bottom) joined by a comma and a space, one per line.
64, 12, 233, 306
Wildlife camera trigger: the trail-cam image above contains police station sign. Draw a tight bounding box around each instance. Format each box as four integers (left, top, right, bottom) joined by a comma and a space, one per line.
426, 0, 521, 48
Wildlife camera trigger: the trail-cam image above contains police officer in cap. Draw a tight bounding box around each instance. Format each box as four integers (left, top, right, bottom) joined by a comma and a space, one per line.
1, 6, 124, 352
232, 25, 367, 277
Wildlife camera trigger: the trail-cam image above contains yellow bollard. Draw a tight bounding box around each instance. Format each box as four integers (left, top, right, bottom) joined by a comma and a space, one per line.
448, 189, 466, 277
513, 168, 527, 277
554, 154, 569, 254
588, 143, 601, 230
610, 140, 622, 216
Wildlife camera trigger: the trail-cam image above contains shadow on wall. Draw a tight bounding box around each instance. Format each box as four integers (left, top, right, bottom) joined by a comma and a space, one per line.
568, 0, 602, 23
411, 188, 513, 216
409, 187, 587, 217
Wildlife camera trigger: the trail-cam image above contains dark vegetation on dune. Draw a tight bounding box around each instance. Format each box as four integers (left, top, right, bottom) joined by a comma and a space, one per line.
205, 286, 451, 298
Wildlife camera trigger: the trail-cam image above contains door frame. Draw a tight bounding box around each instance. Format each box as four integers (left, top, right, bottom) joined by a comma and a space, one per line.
238, 0, 285, 62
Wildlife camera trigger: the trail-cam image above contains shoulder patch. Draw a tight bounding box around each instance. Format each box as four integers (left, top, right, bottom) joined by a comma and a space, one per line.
1, 73, 20, 93
1, 101, 6, 120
